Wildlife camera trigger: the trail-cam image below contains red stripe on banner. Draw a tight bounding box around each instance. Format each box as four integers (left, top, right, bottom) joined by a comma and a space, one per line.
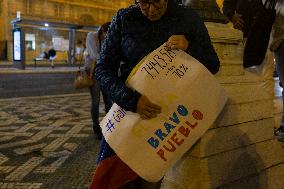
89, 155, 138, 189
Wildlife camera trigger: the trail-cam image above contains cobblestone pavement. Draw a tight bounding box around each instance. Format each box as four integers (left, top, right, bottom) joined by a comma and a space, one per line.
0, 94, 103, 189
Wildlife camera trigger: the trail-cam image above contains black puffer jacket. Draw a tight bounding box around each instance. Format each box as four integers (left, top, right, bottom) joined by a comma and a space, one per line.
95, 0, 220, 112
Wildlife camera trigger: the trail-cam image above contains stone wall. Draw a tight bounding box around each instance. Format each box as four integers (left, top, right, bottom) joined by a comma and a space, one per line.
161, 23, 284, 189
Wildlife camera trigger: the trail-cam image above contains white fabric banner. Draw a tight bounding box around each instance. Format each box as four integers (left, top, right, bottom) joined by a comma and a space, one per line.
100, 44, 228, 182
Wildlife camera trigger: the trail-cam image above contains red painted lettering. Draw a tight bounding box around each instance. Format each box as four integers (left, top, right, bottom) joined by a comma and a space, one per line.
163, 140, 176, 152
178, 126, 190, 137
185, 121, 198, 129
192, 110, 203, 120
157, 149, 167, 161
170, 132, 184, 146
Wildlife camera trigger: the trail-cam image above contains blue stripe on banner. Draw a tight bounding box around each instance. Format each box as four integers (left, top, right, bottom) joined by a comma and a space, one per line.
96, 138, 115, 164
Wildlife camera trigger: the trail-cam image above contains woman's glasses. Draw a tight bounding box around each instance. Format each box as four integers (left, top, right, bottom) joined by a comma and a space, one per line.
135, 0, 164, 10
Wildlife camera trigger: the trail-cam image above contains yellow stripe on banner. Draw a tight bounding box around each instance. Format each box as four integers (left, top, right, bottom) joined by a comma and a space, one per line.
126, 55, 149, 83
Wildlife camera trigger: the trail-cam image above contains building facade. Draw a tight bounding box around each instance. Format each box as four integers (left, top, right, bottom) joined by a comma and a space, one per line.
0, 0, 132, 62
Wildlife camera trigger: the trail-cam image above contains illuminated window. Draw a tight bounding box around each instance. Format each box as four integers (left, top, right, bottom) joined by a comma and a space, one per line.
25, 33, 36, 51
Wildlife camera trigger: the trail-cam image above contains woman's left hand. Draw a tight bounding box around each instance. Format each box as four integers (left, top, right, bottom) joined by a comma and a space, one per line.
165, 35, 189, 51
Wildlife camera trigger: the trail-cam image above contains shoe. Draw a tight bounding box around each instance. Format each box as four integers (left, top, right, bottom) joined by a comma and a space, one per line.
274, 127, 284, 142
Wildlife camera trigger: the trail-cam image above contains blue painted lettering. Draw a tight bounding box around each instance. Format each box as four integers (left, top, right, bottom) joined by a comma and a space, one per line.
147, 137, 159, 149
164, 122, 176, 133
177, 105, 188, 116
155, 129, 168, 141
169, 112, 180, 124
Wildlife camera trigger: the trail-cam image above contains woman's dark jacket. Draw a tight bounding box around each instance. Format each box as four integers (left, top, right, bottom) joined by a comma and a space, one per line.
95, 0, 220, 112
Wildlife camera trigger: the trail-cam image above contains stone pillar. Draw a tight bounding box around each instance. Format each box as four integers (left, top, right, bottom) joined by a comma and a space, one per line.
161, 22, 284, 189
3, 0, 12, 61
183, 0, 228, 23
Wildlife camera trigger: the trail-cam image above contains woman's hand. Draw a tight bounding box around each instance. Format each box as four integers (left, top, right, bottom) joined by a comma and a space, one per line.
136, 95, 162, 120
165, 35, 189, 51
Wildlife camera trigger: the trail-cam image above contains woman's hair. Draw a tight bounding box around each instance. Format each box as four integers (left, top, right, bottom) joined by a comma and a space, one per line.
101, 22, 111, 33
98, 22, 111, 49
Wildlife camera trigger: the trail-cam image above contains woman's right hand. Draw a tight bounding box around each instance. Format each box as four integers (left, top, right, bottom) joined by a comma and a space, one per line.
136, 95, 162, 120
165, 35, 189, 51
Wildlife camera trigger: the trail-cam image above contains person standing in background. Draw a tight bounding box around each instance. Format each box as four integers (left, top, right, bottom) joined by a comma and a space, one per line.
271, 3, 284, 139
85, 22, 112, 140
223, 0, 275, 98
222, 0, 262, 37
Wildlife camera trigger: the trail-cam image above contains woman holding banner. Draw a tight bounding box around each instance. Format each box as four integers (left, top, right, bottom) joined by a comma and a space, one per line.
91, 0, 220, 188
